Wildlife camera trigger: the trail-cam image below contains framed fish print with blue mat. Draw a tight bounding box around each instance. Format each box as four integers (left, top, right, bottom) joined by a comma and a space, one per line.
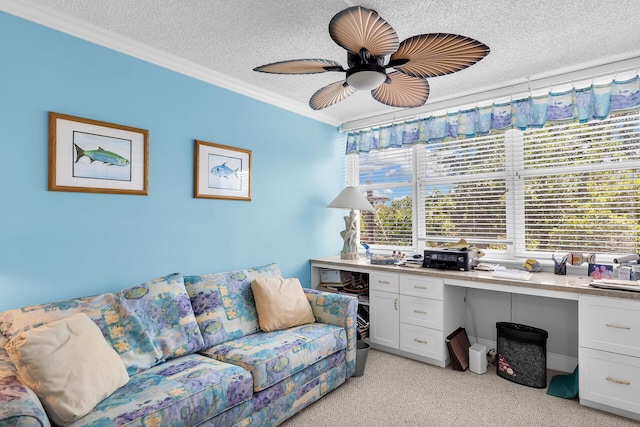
48, 112, 149, 195
194, 140, 252, 201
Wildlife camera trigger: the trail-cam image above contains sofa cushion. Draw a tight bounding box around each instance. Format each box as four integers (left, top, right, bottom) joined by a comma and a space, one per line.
240, 358, 347, 426
6, 313, 129, 426
0, 292, 119, 342
66, 354, 253, 426
113, 273, 205, 373
0, 273, 205, 375
200, 323, 346, 392
251, 350, 345, 412
184, 263, 282, 347
251, 278, 315, 332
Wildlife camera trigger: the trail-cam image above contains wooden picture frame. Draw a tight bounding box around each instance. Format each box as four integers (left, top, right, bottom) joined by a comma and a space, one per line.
48, 112, 149, 195
194, 140, 251, 201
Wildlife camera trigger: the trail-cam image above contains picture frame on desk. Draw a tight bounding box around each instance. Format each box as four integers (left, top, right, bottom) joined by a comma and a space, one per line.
587, 264, 613, 279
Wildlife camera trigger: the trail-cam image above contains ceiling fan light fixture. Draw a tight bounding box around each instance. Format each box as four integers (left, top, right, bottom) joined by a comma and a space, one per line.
346, 64, 387, 91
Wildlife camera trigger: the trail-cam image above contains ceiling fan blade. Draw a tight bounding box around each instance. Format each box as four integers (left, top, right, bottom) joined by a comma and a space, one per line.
371, 72, 430, 108
390, 33, 490, 78
329, 6, 399, 57
309, 80, 357, 110
254, 59, 345, 74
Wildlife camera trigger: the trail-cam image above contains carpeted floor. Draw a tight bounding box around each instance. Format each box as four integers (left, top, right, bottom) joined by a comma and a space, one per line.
280, 349, 638, 427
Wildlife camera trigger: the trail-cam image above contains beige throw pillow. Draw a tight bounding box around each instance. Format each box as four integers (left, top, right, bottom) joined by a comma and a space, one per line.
251, 277, 316, 332
6, 313, 129, 426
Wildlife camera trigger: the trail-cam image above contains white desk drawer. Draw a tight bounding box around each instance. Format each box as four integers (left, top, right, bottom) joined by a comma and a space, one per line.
579, 295, 640, 358
400, 323, 445, 361
370, 272, 399, 293
399, 275, 443, 300
579, 347, 640, 414
400, 295, 442, 329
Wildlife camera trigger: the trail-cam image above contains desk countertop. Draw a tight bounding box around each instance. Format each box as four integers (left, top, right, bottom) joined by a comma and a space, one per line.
310, 256, 640, 301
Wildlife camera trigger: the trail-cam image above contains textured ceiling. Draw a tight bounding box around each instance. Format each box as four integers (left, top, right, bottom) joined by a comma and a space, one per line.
5, 0, 640, 127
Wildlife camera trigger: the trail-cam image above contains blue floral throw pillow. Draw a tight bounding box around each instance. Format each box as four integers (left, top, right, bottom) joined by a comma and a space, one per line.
184, 263, 282, 348
113, 273, 205, 374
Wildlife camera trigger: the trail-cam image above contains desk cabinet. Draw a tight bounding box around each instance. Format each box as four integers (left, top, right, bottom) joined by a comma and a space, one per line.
579, 295, 640, 420
369, 272, 399, 348
369, 272, 465, 367
398, 276, 446, 362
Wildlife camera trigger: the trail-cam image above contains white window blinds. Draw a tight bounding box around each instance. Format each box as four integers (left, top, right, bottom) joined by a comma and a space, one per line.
351, 147, 414, 248
417, 133, 509, 250
518, 111, 640, 254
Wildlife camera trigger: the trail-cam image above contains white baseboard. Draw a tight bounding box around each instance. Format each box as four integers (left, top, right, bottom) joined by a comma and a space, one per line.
547, 352, 578, 373
469, 336, 577, 373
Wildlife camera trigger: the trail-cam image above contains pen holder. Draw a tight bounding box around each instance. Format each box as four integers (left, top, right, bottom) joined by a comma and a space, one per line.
553, 257, 566, 275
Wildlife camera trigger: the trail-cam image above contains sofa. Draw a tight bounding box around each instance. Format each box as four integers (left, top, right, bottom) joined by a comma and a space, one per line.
0, 263, 358, 426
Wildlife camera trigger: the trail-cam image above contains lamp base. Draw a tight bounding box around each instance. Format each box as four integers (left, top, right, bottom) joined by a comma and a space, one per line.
341, 252, 359, 260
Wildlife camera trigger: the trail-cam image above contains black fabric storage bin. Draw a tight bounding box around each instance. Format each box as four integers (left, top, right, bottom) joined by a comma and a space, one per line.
496, 322, 548, 388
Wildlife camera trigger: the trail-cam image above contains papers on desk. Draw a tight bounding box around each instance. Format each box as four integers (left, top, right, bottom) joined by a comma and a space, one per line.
491, 266, 532, 281
476, 263, 498, 271
589, 279, 640, 293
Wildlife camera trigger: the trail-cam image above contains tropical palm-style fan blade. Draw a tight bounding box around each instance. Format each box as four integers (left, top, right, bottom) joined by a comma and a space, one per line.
309, 80, 357, 110
390, 33, 490, 79
329, 6, 399, 57
371, 71, 430, 108
253, 59, 345, 74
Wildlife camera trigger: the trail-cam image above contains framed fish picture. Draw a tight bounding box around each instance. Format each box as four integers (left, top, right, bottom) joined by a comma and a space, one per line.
48, 112, 149, 195
194, 140, 252, 201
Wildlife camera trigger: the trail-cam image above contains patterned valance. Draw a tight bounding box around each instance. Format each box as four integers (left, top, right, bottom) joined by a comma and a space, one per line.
346, 75, 640, 154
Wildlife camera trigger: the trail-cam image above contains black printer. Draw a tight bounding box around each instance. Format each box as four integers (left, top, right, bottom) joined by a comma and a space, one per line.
423, 247, 478, 271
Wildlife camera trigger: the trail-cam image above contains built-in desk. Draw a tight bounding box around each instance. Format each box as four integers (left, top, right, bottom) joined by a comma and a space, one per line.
311, 256, 640, 301
310, 256, 640, 422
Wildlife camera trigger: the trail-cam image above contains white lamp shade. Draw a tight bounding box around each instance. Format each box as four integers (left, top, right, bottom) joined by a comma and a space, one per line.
327, 186, 375, 212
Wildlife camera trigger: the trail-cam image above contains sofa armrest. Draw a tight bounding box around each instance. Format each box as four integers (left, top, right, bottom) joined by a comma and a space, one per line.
0, 344, 51, 427
303, 289, 358, 377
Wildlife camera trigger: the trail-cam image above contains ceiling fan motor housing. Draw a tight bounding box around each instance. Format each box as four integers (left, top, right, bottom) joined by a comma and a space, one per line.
346, 63, 387, 90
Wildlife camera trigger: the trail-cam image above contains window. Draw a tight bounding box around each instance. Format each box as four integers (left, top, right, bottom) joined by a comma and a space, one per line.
518, 112, 640, 256
417, 132, 509, 252
350, 147, 414, 249
349, 110, 640, 259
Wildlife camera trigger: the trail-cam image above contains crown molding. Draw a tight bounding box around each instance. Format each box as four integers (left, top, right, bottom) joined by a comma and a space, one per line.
0, 0, 342, 127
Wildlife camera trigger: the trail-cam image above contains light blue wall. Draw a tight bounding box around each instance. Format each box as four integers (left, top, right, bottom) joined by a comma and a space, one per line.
0, 12, 346, 311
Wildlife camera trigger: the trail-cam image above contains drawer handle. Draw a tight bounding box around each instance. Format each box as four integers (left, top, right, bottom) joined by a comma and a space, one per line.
414, 285, 427, 289
606, 376, 631, 385
606, 323, 631, 330
414, 338, 428, 344
379, 280, 391, 285
414, 310, 427, 315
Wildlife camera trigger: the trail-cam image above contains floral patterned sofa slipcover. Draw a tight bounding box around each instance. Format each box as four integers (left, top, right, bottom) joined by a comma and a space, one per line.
0, 263, 358, 426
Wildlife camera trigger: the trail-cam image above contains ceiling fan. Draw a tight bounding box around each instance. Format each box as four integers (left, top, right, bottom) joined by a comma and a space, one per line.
254, 6, 490, 110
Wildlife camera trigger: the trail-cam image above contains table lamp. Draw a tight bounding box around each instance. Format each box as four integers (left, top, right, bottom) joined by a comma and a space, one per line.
327, 186, 375, 260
